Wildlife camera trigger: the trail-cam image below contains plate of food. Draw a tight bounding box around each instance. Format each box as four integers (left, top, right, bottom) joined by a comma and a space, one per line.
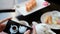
41, 10, 60, 29
15, 0, 50, 16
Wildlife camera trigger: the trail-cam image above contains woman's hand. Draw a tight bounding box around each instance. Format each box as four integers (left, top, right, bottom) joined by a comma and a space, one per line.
24, 26, 37, 34
0, 17, 11, 32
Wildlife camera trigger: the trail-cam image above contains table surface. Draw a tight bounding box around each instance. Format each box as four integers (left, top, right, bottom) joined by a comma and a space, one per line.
14, 3, 60, 34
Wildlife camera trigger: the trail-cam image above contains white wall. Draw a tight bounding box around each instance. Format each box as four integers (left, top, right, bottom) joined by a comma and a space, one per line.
0, 0, 15, 10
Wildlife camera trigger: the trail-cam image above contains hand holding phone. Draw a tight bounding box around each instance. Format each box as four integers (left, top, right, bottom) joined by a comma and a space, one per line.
3, 20, 32, 34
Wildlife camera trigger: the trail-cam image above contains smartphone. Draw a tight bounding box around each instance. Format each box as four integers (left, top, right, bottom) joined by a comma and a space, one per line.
3, 20, 32, 34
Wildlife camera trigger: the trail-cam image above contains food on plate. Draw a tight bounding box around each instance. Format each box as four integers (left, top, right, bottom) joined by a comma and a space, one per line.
45, 16, 49, 24
45, 16, 52, 24
56, 20, 60, 25
26, 0, 37, 12
48, 16, 52, 24
45, 15, 60, 25
26, 3, 32, 11
43, 1, 49, 6
32, 1, 36, 8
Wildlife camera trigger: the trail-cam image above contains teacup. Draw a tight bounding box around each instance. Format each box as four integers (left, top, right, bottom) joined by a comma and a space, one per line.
32, 21, 56, 34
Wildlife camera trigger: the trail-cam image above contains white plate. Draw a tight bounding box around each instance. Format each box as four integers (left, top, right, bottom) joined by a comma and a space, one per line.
41, 10, 60, 29
15, 0, 50, 16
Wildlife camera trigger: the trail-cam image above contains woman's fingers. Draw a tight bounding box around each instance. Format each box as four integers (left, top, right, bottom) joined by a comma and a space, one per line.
32, 26, 37, 34
0, 17, 12, 32
0, 31, 7, 34
0, 24, 6, 32
0, 17, 12, 24
24, 30, 30, 34
24, 26, 37, 34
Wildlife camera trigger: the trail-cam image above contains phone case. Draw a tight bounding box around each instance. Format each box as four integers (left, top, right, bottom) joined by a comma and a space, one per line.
3, 20, 32, 34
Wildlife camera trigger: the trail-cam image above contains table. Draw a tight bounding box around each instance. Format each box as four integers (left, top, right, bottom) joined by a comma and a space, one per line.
0, 2, 60, 34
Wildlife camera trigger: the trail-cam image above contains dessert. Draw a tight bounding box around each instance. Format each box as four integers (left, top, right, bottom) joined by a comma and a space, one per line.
45, 15, 60, 25
45, 16, 52, 24
26, 0, 37, 12
48, 16, 52, 24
